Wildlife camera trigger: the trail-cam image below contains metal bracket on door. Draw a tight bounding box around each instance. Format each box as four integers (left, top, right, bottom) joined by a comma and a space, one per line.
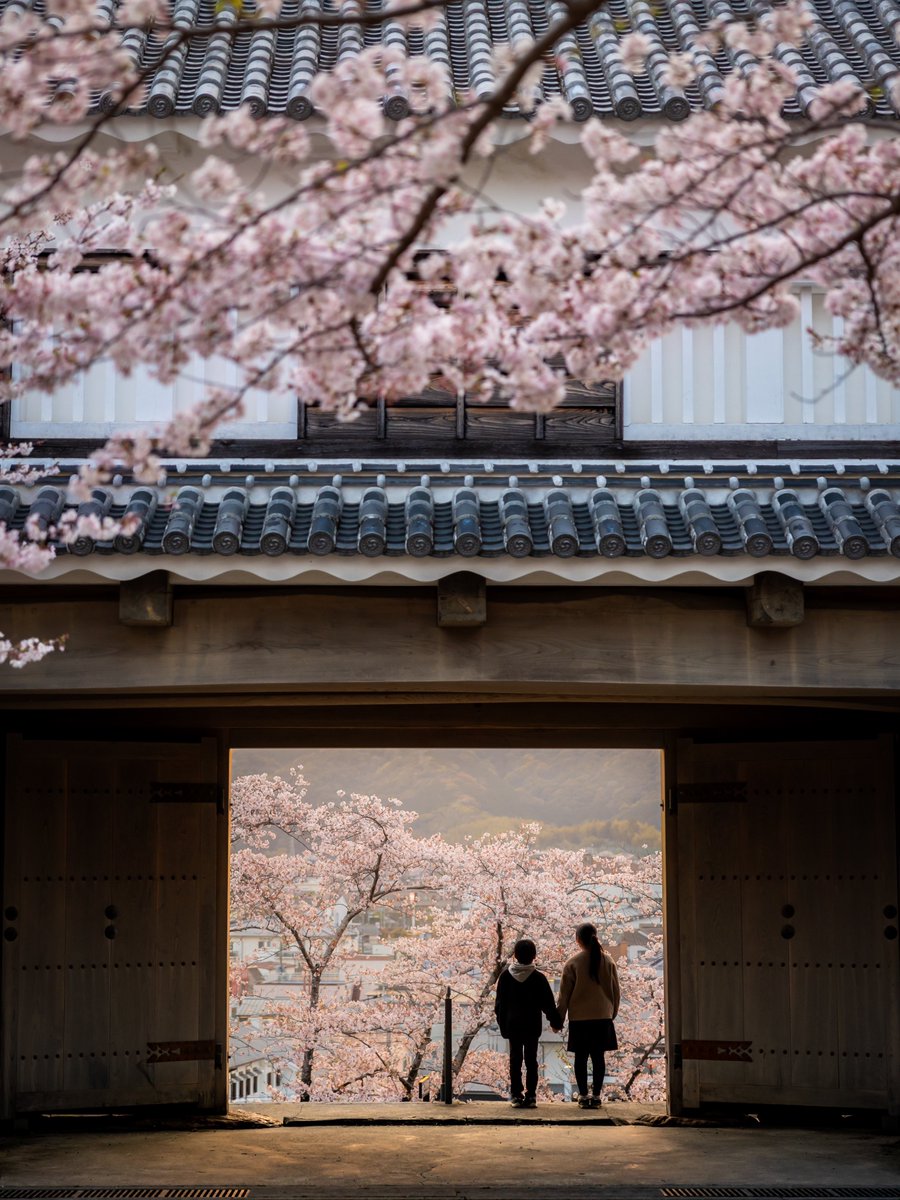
146, 1040, 217, 1063
682, 1039, 753, 1063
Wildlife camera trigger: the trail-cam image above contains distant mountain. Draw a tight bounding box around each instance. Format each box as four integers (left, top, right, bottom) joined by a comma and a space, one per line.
231, 747, 661, 852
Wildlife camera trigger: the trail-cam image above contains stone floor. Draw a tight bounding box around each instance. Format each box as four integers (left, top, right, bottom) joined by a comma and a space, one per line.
1, 1103, 898, 1198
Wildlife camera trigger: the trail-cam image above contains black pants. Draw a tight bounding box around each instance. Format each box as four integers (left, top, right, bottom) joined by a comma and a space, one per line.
574, 1049, 605, 1097
509, 1035, 540, 1098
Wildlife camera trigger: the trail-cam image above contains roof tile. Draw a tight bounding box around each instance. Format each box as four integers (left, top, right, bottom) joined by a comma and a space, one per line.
31, 0, 900, 120
10, 475, 899, 562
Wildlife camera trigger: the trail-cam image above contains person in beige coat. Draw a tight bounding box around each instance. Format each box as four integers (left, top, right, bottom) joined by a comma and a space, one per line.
556, 922, 621, 1108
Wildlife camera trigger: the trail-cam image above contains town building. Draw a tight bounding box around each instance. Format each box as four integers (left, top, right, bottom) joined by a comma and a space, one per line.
1, 0, 898, 1120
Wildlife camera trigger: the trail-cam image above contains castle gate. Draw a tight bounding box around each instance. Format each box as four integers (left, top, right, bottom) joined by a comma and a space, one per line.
1, 579, 898, 1117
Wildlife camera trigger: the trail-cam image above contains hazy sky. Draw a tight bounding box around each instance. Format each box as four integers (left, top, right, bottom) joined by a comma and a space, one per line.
231, 748, 662, 852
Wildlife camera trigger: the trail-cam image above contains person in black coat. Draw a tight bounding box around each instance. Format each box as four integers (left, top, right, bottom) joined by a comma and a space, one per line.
494, 938, 562, 1107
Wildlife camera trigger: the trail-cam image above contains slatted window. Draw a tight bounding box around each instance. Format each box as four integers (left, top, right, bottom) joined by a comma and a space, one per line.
297, 379, 620, 455
296, 255, 622, 454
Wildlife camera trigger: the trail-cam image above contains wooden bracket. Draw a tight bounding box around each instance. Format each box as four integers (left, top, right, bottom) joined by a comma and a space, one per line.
746, 571, 804, 628
119, 570, 173, 627
437, 572, 486, 628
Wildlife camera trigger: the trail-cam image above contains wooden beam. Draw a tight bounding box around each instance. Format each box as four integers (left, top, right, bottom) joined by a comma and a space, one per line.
437, 572, 486, 628
746, 571, 804, 628
9, 585, 900, 698
118, 570, 173, 627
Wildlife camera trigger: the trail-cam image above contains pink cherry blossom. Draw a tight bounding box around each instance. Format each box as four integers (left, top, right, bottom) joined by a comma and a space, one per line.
230, 772, 663, 1102
619, 32, 651, 75
3, 0, 900, 668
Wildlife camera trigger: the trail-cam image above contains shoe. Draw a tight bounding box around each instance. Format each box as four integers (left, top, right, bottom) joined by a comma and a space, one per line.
523, 1095, 537, 1108
510, 1096, 525, 1108
577, 1094, 591, 1109
589, 1096, 602, 1108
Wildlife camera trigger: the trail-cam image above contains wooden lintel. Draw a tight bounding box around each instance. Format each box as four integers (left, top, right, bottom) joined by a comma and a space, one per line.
437, 572, 486, 628
10, 585, 900, 698
119, 570, 173, 628
746, 572, 804, 629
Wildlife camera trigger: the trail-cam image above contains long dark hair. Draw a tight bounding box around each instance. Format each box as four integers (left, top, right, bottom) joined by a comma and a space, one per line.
576, 922, 602, 983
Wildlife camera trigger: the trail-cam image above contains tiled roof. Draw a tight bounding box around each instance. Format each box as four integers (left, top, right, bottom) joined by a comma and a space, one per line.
235, 996, 274, 1017
4, 471, 900, 561
73, 0, 900, 121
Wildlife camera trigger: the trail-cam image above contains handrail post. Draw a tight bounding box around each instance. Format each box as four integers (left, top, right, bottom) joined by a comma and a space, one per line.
442, 986, 453, 1105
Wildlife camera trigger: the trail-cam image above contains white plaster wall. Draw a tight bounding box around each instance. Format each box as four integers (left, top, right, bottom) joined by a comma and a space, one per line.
6, 124, 596, 441
6, 121, 900, 444
11, 350, 297, 439
623, 292, 900, 442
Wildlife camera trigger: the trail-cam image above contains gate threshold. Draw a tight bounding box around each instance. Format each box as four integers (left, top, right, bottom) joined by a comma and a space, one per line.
281, 1110, 615, 1126
260, 1100, 660, 1127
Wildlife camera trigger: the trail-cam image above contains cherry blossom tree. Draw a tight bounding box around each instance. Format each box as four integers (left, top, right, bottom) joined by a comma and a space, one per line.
230, 772, 665, 1102
326, 834, 664, 1101
4, 0, 900, 660
0, 452, 65, 665
230, 768, 447, 1097
429, 828, 589, 1081
607, 930, 666, 1102
327, 827, 587, 1101
3, 0, 900, 454
569, 850, 665, 1101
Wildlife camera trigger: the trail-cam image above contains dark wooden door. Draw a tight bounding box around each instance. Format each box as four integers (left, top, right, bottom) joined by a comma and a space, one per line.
672, 737, 899, 1112
2, 737, 224, 1116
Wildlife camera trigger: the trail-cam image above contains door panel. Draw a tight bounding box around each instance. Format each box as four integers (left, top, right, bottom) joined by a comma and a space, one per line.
10, 756, 68, 1100
674, 738, 899, 1112
63, 757, 114, 1096
2, 738, 223, 1116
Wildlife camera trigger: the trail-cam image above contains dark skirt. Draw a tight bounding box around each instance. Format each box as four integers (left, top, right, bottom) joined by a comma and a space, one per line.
567, 1018, 618, 1055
